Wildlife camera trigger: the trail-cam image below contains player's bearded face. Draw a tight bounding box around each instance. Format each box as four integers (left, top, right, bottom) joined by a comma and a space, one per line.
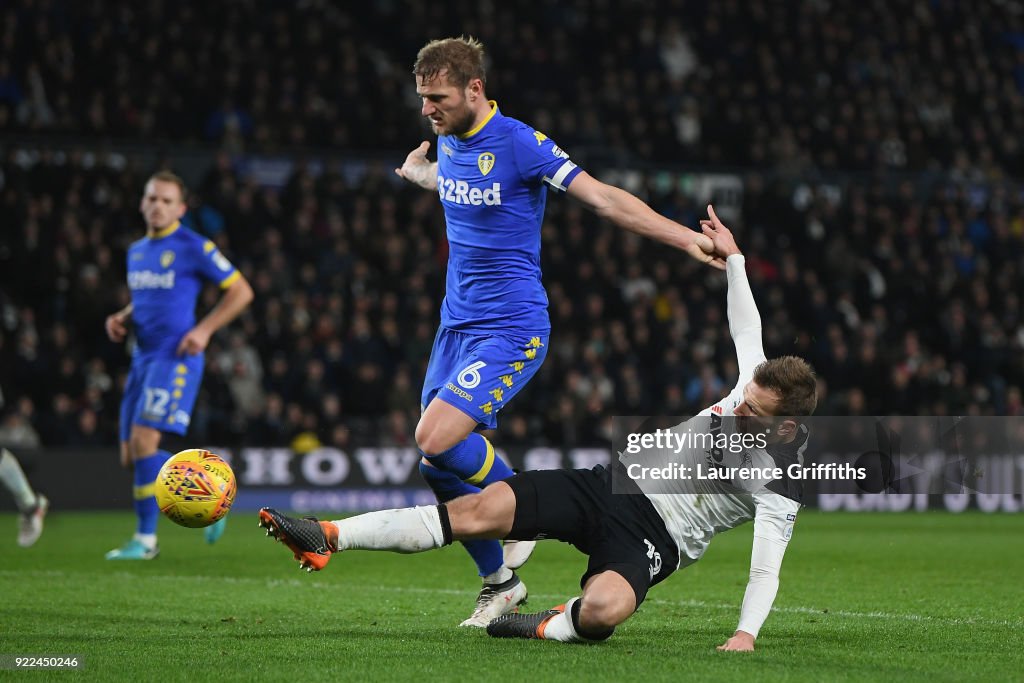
417, 73, 476, 137
434, 95, 475, 136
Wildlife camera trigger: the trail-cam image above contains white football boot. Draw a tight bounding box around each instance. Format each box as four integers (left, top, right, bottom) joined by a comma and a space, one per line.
459, 573, 528, 627
17, 494, 49, 548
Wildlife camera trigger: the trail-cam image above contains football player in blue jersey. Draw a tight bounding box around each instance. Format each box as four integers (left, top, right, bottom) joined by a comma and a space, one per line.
104, 171, 253, 560
394, 37, 724, 626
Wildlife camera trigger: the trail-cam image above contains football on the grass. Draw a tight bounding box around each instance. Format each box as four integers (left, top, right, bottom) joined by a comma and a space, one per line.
154, 449, 236, 528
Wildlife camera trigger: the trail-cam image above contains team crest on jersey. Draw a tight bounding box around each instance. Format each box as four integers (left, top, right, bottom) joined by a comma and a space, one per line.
477, 152, 495, 176
160, 250, 175, 268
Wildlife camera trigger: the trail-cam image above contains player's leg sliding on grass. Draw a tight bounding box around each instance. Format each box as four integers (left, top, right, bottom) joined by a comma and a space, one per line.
0, 447, 49, 547
419, 460, 533, 570
260, 473, 647, 643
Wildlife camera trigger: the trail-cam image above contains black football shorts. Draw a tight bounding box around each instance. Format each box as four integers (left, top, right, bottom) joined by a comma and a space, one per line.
505, 464, 679, 606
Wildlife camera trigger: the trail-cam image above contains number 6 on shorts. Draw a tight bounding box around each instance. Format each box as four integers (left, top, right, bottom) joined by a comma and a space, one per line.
457, 360, 487, 389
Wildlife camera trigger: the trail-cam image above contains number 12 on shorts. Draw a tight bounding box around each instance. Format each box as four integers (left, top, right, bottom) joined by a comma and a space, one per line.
143, 388, 171, 418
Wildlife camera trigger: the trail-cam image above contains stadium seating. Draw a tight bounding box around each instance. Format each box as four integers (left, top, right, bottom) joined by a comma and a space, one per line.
2, 0, 1023, 449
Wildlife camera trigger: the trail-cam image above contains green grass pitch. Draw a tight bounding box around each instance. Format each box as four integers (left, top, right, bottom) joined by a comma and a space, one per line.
1, 510, 1021, 682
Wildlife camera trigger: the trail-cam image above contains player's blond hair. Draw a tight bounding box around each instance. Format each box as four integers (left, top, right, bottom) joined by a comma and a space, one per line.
147, 170, 187, 202
413, 36, 486, 89
753, 356, 818, 416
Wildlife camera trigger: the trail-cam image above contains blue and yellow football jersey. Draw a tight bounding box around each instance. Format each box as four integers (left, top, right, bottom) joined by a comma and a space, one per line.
435, 101, 581, 336
126, 221, 239, 357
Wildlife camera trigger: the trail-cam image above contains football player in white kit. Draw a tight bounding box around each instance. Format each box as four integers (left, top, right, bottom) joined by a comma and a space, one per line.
258, 205, 817, 650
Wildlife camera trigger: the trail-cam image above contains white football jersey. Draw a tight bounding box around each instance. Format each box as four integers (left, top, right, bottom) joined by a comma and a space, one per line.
628, 255, 806, 568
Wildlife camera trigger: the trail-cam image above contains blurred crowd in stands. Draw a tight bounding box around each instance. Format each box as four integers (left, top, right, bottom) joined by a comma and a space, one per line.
2, 0, 1024, 453
5, 0, 1024, 173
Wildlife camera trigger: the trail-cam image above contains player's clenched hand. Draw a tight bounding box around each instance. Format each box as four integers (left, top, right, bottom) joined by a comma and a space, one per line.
700, 204, 742, 258
176, 327, 211, 356
395, 141, 434, 188
105, 313, 129, 342
685, 231, 726, 270
717, 631, 756, 652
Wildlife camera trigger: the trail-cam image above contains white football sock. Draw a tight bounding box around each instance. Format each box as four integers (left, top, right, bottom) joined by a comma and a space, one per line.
539, 597, 584, 642
133, 533, 157, 549
0, 448, 37, 512
482, 566, 513, 585
331, 506, 446, 553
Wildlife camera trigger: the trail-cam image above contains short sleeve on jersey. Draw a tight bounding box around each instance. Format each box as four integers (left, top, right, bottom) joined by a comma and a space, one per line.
198, 239, 239, 288
510, 126, 581, 192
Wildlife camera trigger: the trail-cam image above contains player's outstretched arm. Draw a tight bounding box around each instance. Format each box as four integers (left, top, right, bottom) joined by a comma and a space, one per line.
565, 171, 725, 269
718, 532, 787, 653
105, 304, 133, 343
719, 493, 798, 653
701, 204, 764, 376
395, 141, 439, 191
177, 275, 254, 356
